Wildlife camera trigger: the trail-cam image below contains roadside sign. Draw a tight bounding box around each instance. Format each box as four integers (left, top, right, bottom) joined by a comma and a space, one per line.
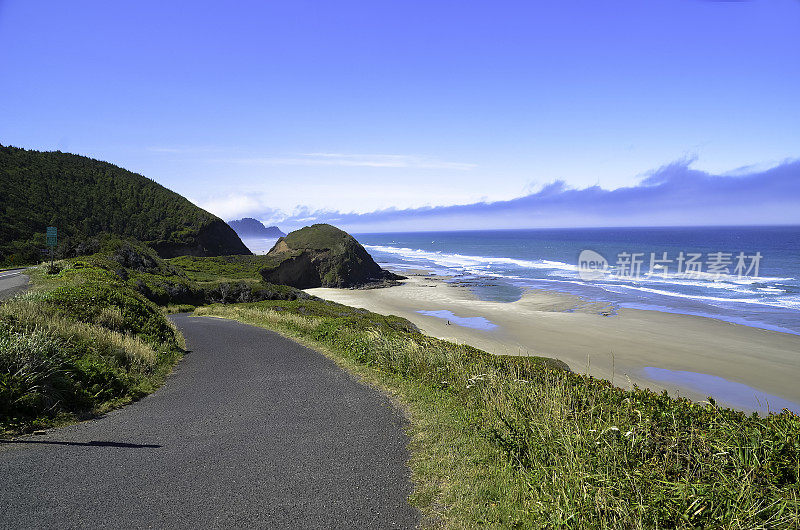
46, 227, 57, 247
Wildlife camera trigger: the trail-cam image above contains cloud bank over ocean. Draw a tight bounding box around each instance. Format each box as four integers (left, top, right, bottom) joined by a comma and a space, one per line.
209, 159, 800, 232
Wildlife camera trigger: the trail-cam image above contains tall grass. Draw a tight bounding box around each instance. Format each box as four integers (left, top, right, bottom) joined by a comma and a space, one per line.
1, 298, 159, 370
482, 373, 800, 527
198, 303, 800, 528
1, 264, 183, 434
0, 325, 68, 415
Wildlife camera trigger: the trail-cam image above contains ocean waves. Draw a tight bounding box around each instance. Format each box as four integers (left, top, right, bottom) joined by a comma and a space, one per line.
364, 243, 800, 312
365, 244, 574, 272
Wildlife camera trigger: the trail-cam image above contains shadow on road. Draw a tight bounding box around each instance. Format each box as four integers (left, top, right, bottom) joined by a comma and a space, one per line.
0, 439, 161, 448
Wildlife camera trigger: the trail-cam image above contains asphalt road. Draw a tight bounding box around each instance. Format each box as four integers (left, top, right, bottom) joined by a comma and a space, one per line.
0, 269, 28, 300
0, 314, 418, 529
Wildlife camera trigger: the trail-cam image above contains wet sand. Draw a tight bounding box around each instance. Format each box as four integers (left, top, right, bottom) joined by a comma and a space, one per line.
307, 271, 800, 413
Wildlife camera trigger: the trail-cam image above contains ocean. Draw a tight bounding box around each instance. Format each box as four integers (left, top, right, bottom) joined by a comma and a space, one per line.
350, 226, 800, 336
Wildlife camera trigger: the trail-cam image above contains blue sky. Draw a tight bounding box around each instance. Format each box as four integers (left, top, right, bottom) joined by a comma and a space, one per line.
1, 1, 798, 231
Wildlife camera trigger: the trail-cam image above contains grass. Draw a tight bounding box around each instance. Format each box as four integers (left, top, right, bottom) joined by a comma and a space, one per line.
166, 254, 280, 282
196, 302, 800, 529
0, 261, 184, 435
0, 241, 306, 435
278, 223, 352, 251
5, 238, 799, 527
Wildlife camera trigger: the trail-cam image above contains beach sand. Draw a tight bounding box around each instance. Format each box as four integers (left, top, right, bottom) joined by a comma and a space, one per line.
307, 272, 800, 413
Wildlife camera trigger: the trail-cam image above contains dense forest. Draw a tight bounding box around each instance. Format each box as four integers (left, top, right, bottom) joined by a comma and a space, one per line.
0, 145, 250, 265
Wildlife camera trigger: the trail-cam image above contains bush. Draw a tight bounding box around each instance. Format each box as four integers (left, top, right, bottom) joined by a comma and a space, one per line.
129, 273, 310, 307
41, 281, 178, 347
0, 263, 183, 434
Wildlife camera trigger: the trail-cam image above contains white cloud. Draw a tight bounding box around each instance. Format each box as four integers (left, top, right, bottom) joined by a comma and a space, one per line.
193, 193, 266, 220
257, 158, 800, 232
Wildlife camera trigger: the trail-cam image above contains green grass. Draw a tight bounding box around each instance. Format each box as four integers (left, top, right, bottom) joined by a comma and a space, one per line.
196, 302, 800, 529
0, 261, 184, 435
166, 254, 280, 282
5, 235, 799, 527
0, 241, 311, 435
279, 223, 351, 251
54, 239, 309, 307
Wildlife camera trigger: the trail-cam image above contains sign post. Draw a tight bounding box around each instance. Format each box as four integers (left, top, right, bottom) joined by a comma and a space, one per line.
46, 227, 57, 266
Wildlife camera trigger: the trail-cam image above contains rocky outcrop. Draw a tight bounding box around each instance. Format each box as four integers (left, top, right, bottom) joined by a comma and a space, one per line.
228, 218, 286, 238
150, 219, 252, 258
259, 224, 405, 289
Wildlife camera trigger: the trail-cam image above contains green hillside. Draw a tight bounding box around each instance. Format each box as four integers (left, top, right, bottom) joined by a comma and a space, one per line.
0, 145, 251, 265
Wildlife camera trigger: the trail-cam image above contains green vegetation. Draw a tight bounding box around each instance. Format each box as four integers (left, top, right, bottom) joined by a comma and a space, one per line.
197, 302, 800, 529
67, 236, 307, 307
260, 223, 404, 288
0, 262, 184, 434
0, 238, 307, 435
0, 144, 250, 266
167, 254, 280, 282
3, 217, 798, 527
277, 223, 356, 251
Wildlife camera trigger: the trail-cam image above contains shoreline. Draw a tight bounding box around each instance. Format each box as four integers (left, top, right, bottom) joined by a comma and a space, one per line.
307, 270, 800, 414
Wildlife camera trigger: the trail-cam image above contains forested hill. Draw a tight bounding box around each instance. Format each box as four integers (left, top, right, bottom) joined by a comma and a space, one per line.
0, 145, 251, 264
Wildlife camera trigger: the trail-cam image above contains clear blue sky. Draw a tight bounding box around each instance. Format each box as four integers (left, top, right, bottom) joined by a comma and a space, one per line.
1, 1, 798, 230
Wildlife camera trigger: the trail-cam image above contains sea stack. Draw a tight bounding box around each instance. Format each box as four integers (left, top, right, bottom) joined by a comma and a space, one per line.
259, 224, 405, 289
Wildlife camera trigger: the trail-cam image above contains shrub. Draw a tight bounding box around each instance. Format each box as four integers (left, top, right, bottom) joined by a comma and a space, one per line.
0, 263, 182, 434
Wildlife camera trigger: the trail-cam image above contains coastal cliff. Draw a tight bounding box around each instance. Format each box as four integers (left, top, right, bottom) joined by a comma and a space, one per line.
150, 219, 252, 258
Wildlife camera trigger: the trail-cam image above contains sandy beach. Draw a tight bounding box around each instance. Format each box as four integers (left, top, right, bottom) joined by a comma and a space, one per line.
307, 271, 800, 413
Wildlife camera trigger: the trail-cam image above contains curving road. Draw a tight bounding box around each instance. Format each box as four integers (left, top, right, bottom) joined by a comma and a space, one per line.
0, 269, 28, 300
0, 315, 417, 529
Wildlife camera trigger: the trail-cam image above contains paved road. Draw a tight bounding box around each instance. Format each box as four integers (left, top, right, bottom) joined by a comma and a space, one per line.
0, 269, 28, 300
0, 315, 417, 529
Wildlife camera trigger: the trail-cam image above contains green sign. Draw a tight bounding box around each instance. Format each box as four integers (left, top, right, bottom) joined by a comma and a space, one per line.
46, 226, 57, 247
